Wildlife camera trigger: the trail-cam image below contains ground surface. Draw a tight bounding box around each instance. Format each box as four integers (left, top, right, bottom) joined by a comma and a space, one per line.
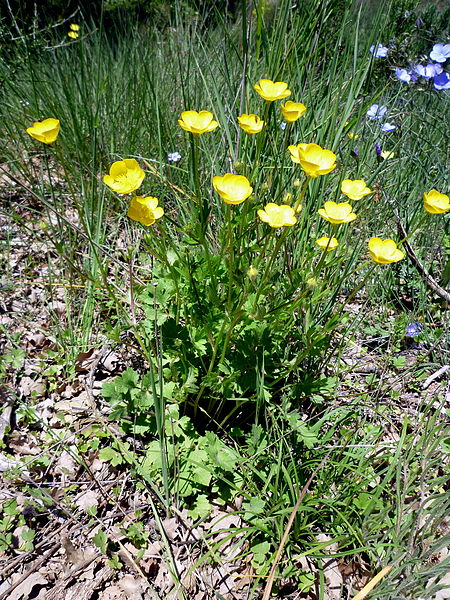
1, 179, 449, 599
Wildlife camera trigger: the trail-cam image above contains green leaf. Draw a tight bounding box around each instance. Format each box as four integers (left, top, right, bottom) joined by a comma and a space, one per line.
251, 540, 271, 565
188, 448, 212, 486
98, 447, 124, 467
243, 497, 266, 522
92, 529, 108, 553
188, 494, 212, 520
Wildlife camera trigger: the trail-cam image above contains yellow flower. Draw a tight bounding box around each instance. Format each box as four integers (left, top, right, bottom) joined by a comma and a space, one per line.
318, 201, 357, 224
68, 31, 79, 39
127, 196, 164, 226
257, 203, 297, 227
288, 143, 337, 178
341, 179, 372, 201
103, 159, 145, 194
70, 24, 80, 31
347, 132, 359, 139
280, 101, 307, 123
368, 237, 404, 264
380, 150, 395, 160
316, 236, 339, 251
212, 174, 253, 205
178, 110, 219, 134
26, 118, 60, 145
423, 189, 450, 214
254, 79, 291, 101
237, 113, 264, 134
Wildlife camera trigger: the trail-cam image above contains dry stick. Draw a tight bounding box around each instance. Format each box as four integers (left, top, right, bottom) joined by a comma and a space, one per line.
394, 210, 450, 303
261, 453, 330, 600
421, 364, 450, 390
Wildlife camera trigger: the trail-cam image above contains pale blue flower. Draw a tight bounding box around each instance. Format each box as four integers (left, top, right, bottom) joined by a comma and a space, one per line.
414, 63, 443, 79
366, 104, 388, 120
280, 122, 287, 131
405, 322, 423, 338
433, 72, 450, 90
370, 43, 388, 58
429, 43, 450, 63
168, 151, 181, 163
395, 67, 417, 83
381, 122, 396, 132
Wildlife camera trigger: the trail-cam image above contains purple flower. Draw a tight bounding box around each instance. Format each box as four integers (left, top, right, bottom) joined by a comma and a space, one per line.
395, 67, 417, 83
374, 143, 382, 157
405, 322, 423, 338
414, 63, 443, 79
168, 151, 181, 162
429, 43, 450, 63
366, 104, 388, 120
433, 72, 450, 90
370, 43, 388, 58
381, 122, 396, 132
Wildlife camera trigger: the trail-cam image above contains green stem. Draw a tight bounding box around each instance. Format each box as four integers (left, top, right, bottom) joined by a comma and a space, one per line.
294, 175, 311, 212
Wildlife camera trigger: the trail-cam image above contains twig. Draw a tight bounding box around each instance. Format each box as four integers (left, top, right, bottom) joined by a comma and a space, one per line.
261, 453, 330, 600
394, 210, 450, 303
421, 365, 450, 390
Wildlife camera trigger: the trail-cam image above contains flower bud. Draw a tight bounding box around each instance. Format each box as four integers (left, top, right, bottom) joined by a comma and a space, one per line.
247, 265, 258, 280
306, 277, 317, 289
234, 160, 245, 174
283, 193, 293, 203
261, 182, 269, 191
293, 179, 301, 188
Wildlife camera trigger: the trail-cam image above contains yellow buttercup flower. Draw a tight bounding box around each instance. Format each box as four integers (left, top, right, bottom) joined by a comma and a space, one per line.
237, 113, 264, 134
254, 79, 291, 102
103, 159, 145, 194
127, 196, 164, 226
341, 179, 373, 201
316, 237, 339, 251
26, 118, 60, 145
70, 24, 80, 31
288, 143, 337, 178
212, 174, 253, 205
368, 237, 404, 264
68, 31, 79, 39
178, 110, 219, 134
380, 150, 395, 160
347, 132, 359, 139
423, 189, 450, 214
318, 201, 356, 225
280, 101, 307, 123
258, 203, 297, 227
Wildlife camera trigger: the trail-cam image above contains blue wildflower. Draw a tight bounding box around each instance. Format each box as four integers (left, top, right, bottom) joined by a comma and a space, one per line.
381, 122, 396, 132
429, 43, 450, 63
366, 104, 388, 120
374, 143, 382, 157
168, 152, 182, 163
405, 322, 424, 338
370, 43, 388, 58
395, 67, 417, 83
433, 72, 450, 90
414, 63, 443, 79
